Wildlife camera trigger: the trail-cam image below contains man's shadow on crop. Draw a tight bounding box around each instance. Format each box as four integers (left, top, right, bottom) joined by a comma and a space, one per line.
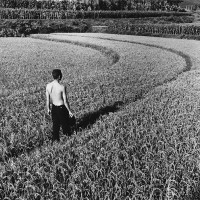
4, 101, 124, 161
74, 101, 124, 131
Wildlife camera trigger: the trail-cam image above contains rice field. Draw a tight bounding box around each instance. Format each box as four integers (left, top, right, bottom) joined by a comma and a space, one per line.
1, 33, 200, 199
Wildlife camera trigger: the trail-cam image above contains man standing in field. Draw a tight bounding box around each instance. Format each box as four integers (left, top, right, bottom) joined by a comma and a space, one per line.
46, 69, 73, 142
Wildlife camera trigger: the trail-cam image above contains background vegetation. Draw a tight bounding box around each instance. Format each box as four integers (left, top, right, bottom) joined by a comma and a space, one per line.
180, 0, 200, 7
0, 0, 185, 11
0, 13, 194, 37
106, 22, 200, 40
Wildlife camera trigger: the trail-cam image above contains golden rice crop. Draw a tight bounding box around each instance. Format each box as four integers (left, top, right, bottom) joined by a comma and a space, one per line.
71, 33, 200, 70
1, 33, 200, 199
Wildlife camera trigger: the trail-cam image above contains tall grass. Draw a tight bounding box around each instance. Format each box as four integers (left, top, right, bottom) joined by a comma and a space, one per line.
1, 34, 200, 199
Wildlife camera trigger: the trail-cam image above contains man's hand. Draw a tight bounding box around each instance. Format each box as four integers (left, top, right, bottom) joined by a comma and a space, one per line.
47, 109, 51, 115
69, 111, 73, 118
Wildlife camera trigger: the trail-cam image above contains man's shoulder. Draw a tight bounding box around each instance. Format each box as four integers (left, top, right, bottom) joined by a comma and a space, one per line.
60, 84, 66, 90
46, 82, 51, 87
46, 82, 53, 90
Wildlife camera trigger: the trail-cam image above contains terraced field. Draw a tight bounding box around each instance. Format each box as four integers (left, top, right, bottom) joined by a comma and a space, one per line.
1, 33, 200, 199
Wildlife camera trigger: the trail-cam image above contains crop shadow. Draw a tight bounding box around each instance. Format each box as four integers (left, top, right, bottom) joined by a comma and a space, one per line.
76, 101, 123, 130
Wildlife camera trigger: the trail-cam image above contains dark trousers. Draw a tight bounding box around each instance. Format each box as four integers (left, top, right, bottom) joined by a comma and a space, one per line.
51, 104, 70, 141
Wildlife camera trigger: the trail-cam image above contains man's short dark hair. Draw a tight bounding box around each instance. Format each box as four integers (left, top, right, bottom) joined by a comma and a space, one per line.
52, 69, 62, 80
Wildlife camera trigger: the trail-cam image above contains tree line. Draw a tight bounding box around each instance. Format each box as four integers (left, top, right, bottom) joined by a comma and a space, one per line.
0, 0, 184, 11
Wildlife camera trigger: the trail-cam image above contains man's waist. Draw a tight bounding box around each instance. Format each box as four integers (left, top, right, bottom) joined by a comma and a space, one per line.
52, 104, 65, 108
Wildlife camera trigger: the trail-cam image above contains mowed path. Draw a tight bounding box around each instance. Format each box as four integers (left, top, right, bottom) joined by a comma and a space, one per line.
32, 33, 200, 96
53, 33, 200, 70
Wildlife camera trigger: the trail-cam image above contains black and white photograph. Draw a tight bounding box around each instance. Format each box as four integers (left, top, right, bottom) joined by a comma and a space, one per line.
0, 0, 200, 199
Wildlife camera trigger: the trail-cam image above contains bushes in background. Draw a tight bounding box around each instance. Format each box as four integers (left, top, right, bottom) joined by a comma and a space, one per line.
0, 15, 197, 38
0, 9, 191, 20
0, 0, 186, 11
0, 19, 90, 37
106, 23, 200, 40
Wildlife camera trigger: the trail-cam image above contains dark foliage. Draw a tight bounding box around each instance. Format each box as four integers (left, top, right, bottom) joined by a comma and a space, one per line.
0, 9, 191, 20
0, 19, 90, 37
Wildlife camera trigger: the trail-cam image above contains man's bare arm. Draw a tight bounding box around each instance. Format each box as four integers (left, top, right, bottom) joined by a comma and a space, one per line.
63, 86, 73, 117
46, 86, 51, 115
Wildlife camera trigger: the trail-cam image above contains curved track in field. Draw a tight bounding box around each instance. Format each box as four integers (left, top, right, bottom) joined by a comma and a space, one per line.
31, 34, 120, 66
59, 33, 200, 71
2, 34, 200, 200
0, 33, 197, 161
52, 33, 193, 72
30, 33, 200, 132
31, 33, 194, 97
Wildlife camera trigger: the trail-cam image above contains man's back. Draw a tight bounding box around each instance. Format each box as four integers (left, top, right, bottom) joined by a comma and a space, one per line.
47, 81, 64, 106
46, 69, 74, 142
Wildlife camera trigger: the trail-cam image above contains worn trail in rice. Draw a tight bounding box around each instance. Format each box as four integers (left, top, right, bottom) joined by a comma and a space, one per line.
31, 33, 196, 112
31, 33, 191, 99
1, 34, 200, 199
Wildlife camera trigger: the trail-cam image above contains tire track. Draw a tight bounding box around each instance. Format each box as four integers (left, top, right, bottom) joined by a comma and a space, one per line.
30, 33, 193, 122
30, 34, 120, 66
53, 33, 192, 73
